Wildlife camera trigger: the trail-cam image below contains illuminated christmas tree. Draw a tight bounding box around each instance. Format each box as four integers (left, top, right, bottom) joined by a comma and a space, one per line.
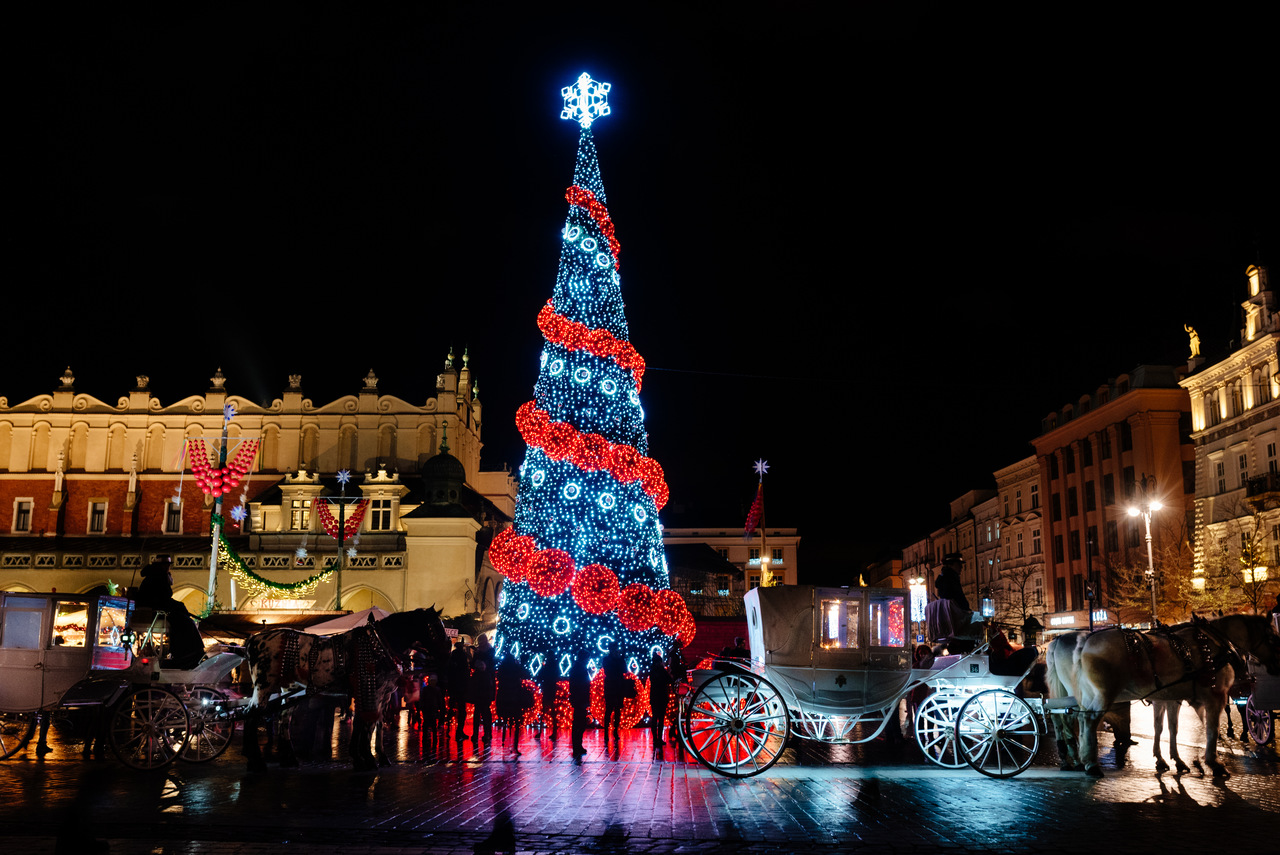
491, 74, 694, 683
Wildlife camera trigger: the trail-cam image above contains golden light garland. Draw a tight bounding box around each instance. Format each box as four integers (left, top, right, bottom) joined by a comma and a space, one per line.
218, 535, 334, 601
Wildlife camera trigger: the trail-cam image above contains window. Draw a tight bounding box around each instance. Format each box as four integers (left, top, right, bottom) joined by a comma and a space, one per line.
1069, 531, 1081, 561
290, 499, 312, 531
1082, 439, 1093, 467
1085, 482, 1096, 512
1100, 430, 1112, 460
1051, 495, 1062, 523
771, 548, 782, 561
1050, 456, 1059, 479
1071, 575, 1084, 611
1105, 521, 1119, 553
1103, 474, 1115, 506
1055, 577, 1067, 612
1067, 487, 1078, 517
1125, 520, 1140, 549
1087, 525, 1098, 555
12, 499, 32, 533
869, 594, 906, 647
1238, 453, 1249, 487
748, 548, 760, 561
1216, 461, 1227, 494
1016, 490, 1023, 513
1016, 532, 1024, 557
820, 598, 860, 649
1206, 392, 1221, 427
1119, 422, 1133, 452
1030, 484, 1039, 509
163, 501, 182, 534
1064, 448, 1075, 474
717, 548, 728, 559
369, 499, 393, 531
1268, 442, 1278, 475
1032, 529, 1041, 554
88, 502, 107, 534
1053, 535, 1064, 563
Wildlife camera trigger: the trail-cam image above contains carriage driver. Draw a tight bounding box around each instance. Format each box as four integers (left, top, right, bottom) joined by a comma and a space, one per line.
133, 555, 205, 669
925, 554, 984, 655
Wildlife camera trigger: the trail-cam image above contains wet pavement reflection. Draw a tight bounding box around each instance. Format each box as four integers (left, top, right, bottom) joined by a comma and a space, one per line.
1, 704, 1276, 855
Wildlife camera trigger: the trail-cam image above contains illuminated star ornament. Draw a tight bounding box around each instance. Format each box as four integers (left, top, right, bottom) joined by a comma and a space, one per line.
336, 469, 352, 487
561, 72, 611, 128
753, 459, 770, 480
229, 505, 247, 523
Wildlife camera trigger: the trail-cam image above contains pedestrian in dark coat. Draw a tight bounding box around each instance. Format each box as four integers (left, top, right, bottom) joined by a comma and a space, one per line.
468, 659, 495, 744
496, 656, 533, 754
648, 652, 672, 754
446, 640, 472, 741
601, 643, 627, 750
569, 654, 591, 763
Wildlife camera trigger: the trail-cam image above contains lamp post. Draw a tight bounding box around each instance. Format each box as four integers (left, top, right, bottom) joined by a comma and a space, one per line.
1127, 474, 1163, 627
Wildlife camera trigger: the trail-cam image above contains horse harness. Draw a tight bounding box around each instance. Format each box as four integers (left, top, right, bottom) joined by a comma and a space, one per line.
1121, 622, 1244, 703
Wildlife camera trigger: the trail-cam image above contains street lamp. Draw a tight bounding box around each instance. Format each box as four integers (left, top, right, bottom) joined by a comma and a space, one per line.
1127, 474, 1163, 627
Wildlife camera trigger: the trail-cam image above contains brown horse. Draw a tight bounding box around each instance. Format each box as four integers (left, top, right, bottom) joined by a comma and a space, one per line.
243, 607, 449, 771
1053, 615, 1280, 777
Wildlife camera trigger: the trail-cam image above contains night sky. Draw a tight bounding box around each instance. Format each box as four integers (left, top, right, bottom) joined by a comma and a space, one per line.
11, 6, 1277, 582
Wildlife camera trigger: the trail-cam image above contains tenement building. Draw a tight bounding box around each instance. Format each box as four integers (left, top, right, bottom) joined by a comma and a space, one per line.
0, 355, 517, 626
1178, 265, 1279, 606
1030, 366, 1194, 629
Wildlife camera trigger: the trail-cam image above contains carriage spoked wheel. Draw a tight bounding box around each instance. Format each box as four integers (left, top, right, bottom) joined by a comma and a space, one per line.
109, 687, 190, 770
914, 691, 968, 768
1245, 695, 1274, 746
179, 687, 234, 763
954, 689, 1040, 779
682, 671, 790, 778
0, 711, 37, 760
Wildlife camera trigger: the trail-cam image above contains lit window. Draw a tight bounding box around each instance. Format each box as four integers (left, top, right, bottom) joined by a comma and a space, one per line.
290, 499, 312, 531
819, 599, 860, 649
13, 499, 33, 533
88, 502, 107, 534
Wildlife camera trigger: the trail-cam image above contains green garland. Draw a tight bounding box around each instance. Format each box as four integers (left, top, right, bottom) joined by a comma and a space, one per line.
218, 534, 335, 601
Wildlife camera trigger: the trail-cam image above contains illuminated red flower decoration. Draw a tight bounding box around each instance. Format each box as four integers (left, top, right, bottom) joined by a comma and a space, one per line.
541, 422, 583, 461
611, 445, 643, 483
674, 611, 698, 647
654, 589, 686, 636
576, 433, 612, 471
515, 401, 550, 441
616, 584, 656, 632
525, 548, 576, 597
489, 528, 537, 582
571, 563, 620, 614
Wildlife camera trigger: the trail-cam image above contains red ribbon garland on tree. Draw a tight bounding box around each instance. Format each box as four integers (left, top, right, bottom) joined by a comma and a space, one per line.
515, 402, 669, 509
315, 499, 369, 540
488, 528, 695, 646
565, 185, 621, 268
536, 301, 645, 391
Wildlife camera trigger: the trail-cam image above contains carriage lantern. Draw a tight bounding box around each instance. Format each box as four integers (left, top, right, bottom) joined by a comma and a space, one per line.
980, 586, 996, 619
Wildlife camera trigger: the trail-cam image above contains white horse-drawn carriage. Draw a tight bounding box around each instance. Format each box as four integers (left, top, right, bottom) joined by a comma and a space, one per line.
678, 585, 1064, 778
0, 590, 242, 769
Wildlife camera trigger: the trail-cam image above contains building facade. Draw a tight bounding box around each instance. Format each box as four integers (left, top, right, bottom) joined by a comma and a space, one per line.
1030, 366, 1194, 629
993, 455, 1047, 635
1179, 265, 1280, 610
661, 527, 800, 590
0, 356, 517, 624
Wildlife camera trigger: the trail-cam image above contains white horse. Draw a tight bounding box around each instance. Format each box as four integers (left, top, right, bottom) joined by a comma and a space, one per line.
1059, 615, 1279, 777
1045, 630, 1133, 770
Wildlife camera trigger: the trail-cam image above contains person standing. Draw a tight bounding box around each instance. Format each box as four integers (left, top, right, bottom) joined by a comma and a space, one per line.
569, 653, 591, 764
537, 660, 561, 743
601, 642, 627, 752
648, 652, 672, 757
468, 659, 495, 745
496, 656, 533, 755
447, 640, 472, 742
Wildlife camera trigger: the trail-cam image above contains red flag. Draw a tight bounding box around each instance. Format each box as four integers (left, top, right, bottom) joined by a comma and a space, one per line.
743, 483, 764, 541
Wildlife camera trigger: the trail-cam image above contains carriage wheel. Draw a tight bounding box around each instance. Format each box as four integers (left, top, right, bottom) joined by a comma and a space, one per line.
682, 671, 789, 778
179, 687, 234, 763
0, 711, 36, 760
1245, 695, 1274, 746
955, 689, 1040, 779
914, 691, 968, 768
109, 687, 190, 770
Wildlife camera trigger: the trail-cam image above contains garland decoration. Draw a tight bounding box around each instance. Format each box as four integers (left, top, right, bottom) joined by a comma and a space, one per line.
315, 499, 369, 540
536, 301, 645, 390
565, 185, 620, 267
515, 402, 669, 509
489, 528, 693, 646
218, 534, 334, 600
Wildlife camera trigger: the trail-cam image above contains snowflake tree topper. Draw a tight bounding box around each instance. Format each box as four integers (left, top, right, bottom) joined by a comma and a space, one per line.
561, 72, 611, 128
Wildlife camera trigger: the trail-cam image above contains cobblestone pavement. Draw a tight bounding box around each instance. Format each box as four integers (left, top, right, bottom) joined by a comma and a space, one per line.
1, 706, 1275, 855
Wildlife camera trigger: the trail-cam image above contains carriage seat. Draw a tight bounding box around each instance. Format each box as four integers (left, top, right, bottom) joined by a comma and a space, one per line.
928, 653, 1025, 689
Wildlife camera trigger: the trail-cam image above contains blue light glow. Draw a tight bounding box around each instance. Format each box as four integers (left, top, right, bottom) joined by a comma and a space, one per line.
560, 72, 611, 128
553, 616, 571, 635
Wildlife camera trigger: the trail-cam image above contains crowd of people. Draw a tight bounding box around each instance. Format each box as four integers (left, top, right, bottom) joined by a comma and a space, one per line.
407, 635, 688, 763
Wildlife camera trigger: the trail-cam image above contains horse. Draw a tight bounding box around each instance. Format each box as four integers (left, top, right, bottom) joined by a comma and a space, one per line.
1055, 614, 1280, 777
242, 607, 449, 771
1045, 630, 1135, 771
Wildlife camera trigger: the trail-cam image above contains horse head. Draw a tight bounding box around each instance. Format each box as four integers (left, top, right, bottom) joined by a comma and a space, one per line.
1214, 614, 1280, 675
372, 608, 451, 666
